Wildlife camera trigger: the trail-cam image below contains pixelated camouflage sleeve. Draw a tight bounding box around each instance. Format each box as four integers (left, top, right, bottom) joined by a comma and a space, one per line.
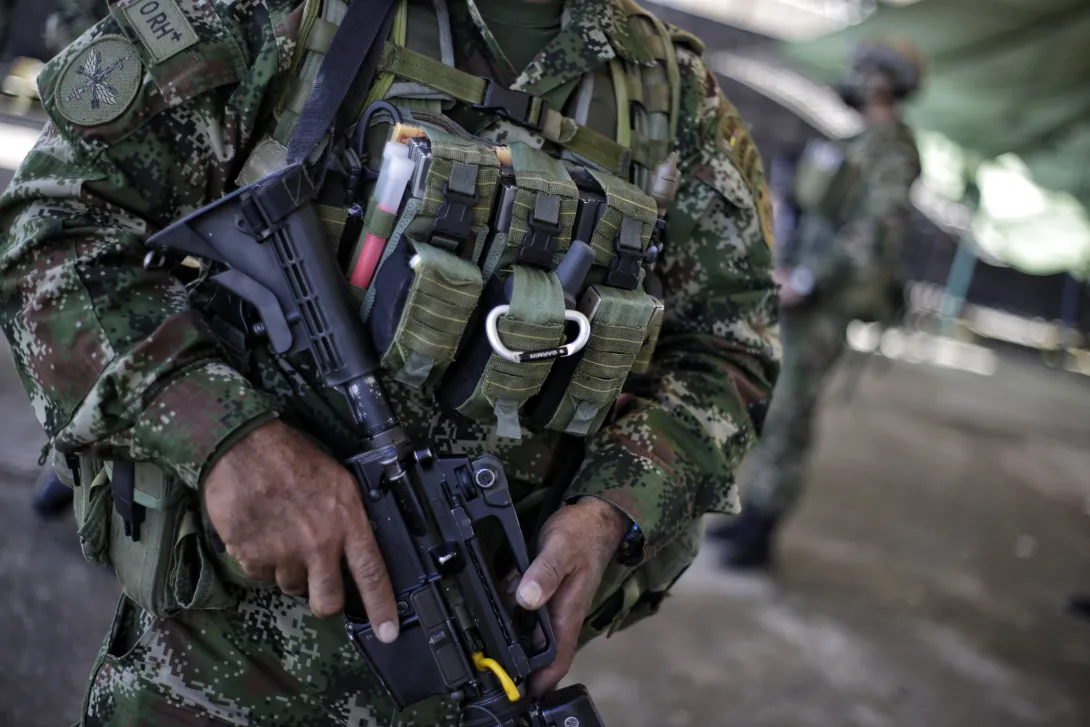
0, 7, 286, 488
565, 48, 780, 561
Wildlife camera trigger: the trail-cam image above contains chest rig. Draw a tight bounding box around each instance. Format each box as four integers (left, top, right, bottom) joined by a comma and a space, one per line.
236, 0, 690, 440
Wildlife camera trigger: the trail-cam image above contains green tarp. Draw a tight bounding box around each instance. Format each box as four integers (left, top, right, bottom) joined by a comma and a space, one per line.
783, 0, 1090, 276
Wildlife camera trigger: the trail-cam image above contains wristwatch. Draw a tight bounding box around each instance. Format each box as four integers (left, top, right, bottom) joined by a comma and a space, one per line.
616, 521, 645, 567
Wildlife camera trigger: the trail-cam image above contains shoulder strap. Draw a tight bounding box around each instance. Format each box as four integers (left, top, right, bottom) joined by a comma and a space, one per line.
381, 45, 632, 177
287, 0, 400, 164
610, 1, 682, 193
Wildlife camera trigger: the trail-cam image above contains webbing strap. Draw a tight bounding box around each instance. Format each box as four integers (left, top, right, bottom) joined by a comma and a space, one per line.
608, 59, 632, 149
504, 143, 579, 272
385, 44, 491, 108
649, 13, 682, 140
455, 267, 565, 438
537, 285, 656, 437
629, 129, 672, 170
286, 0, 399, 164
487, 268, 566, 438
384, 45, 630, 176
380, 242, 483, 388
561, 287, 654, 435
363, 203, 398, 240
586, 168, 657, 270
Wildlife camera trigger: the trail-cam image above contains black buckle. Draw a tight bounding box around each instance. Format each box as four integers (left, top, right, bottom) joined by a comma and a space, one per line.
605, 220, 645, 291
605, 247, 642, 290
65, 454, 82, 488
517, 211, 562, 270
431, 182, 479, 253
473, 80, 547, 132
111, 460, 145, 542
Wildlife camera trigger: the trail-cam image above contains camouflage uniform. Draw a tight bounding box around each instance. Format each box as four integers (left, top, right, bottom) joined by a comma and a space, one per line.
0, 0, 778, 724
743, 119, 920, 518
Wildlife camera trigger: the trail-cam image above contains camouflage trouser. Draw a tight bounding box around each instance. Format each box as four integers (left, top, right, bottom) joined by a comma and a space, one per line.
79, 520, 704, 727
742, 300, 852, 518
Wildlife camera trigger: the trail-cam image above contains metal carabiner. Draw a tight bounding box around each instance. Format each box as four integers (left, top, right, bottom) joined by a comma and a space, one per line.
484, 306, 592, 364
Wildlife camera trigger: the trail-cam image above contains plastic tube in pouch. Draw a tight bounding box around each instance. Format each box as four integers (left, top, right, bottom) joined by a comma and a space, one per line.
350, 145, 416, 289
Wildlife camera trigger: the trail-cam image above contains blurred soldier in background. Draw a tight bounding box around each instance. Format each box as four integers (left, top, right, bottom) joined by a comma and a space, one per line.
714, 38, 924, 570
43, 0, 109, 56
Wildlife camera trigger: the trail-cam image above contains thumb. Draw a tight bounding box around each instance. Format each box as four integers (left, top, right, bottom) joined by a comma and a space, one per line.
517, 530, 572, 611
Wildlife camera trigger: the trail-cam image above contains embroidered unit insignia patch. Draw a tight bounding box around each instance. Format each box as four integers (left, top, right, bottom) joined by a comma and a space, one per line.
55, 36, 143, 126
120, 0, 199, 63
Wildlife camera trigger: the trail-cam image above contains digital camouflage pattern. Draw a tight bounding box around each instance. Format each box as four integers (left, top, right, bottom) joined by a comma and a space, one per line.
0, 0, 779, 723
745, 119, 920, 517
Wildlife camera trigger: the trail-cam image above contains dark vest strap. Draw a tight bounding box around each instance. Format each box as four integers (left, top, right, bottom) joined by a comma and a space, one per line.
287, 0, 400, 164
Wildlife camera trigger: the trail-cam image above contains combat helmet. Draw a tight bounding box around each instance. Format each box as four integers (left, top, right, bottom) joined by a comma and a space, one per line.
858, 37, 925, 97
839, 36, 925, 106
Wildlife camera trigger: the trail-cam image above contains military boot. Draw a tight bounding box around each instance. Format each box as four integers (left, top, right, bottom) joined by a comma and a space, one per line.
1067, 594, 1090, 623
31, 468, 73, 518
712, 506, 780, 571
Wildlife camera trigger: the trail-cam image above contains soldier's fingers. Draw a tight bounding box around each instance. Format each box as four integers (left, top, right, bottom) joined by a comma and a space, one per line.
305, 557, 346, 619
517, 530, 572, 611
276, 563, 308, 597
343, 514, 399, 644
238, 558, 276, 584
528, 580, 586, 697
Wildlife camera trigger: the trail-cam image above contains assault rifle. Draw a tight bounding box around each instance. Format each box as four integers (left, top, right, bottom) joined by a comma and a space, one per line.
143, 162, 605, 727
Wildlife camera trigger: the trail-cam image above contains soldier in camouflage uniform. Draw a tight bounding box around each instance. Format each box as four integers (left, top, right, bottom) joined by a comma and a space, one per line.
0, 0, 778, 724
714, 39, 924, 570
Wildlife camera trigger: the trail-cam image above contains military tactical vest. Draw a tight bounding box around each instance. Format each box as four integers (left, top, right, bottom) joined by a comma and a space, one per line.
65, 0, 709, 620
227, 0, 700, 440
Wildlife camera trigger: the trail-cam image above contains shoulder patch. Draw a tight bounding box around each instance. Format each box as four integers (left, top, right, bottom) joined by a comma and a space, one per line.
717, 107, 774, 249
755, 178, 774, 251
54, 35, 143, 127
119, 0, 199, 63
717, 106, 761, 196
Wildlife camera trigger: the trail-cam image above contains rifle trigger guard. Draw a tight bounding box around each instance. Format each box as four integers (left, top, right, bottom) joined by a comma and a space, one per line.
485, 306, 591, 364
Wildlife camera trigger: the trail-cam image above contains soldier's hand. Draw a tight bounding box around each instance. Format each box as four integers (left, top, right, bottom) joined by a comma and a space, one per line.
202, 419, 399, 642
516, 497, 629, 696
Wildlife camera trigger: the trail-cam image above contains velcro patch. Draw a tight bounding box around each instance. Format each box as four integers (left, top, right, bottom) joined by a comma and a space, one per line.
55, 35, 143, 127
120, 0, 198, 63
717, 101, 770, 245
